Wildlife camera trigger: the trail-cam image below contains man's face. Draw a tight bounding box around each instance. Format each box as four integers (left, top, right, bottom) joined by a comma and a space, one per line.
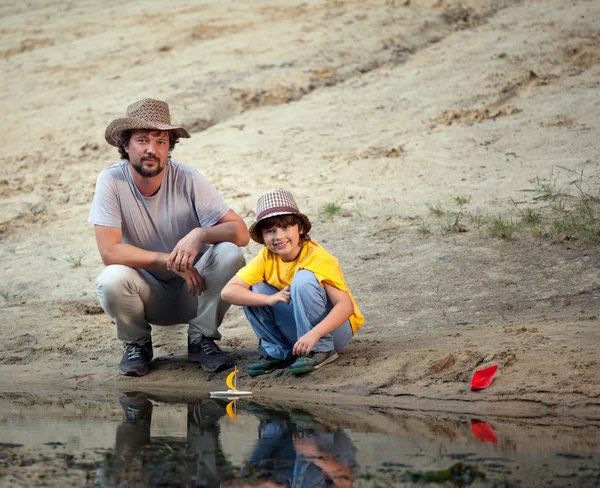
126, 130, 170, 178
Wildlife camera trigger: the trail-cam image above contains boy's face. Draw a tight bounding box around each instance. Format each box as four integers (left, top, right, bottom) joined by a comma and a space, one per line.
262, 222, 303, 262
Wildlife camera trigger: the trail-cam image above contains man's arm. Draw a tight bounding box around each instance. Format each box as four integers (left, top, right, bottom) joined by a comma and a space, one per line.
94, 225, 206, 295
204, 209, 250, 247
168, 209, 250, 272
94, 225, 169, 268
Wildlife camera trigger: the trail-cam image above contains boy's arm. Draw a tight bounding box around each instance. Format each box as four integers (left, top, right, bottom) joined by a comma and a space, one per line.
292, 284, 354, 356
221, 276, 290, 307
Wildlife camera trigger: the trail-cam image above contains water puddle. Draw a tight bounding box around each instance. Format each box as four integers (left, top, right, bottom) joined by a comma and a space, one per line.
1, 391, 599, 487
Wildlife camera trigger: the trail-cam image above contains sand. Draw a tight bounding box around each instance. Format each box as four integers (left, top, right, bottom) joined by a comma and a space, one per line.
1, 0, 599, 418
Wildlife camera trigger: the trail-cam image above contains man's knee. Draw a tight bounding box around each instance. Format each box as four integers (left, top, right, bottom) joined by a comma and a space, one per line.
96, 265, 138, 299
209, 242, 246, 275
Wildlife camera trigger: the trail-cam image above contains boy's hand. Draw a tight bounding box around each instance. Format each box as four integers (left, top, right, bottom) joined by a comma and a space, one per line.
293, 433, 322, 458
173, 267, 206, 296
293, 331, 319, 356
265, 286, 291, 306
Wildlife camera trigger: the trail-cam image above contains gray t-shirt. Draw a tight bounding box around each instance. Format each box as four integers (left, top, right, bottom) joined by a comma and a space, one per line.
88, 160, 229, 280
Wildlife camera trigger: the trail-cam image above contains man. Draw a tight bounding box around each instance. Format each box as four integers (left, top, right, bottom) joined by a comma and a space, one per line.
89, 98, 249, 376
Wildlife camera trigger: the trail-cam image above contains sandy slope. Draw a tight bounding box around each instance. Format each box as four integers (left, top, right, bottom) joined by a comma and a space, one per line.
0, 0, 599, 416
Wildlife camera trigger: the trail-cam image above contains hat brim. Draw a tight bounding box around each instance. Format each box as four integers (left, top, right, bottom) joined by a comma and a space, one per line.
249, 211, 312, 244
105, 117, 191, 146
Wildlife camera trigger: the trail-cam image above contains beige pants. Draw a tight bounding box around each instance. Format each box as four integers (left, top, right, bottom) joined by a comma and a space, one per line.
96, 242, 245, 345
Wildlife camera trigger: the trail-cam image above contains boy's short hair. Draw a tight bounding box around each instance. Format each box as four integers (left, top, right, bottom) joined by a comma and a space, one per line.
255, 214, 311, 244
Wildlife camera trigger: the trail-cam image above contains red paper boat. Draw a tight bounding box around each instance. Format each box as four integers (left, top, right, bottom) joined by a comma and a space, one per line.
471, 419, 498, 443
470, 365, 498, 390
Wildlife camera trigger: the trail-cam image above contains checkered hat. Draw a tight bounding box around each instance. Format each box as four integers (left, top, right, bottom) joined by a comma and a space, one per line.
105, 98, 191, 146
249, 190, 312, 244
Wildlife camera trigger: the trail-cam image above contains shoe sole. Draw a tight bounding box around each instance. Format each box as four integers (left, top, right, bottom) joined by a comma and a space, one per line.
200, 361, 232, 373
189, 354, 232, 373
119, 366, 148, 376
247, 359, 295, 376
247, 368, 270, 376
290, 352, 339, 375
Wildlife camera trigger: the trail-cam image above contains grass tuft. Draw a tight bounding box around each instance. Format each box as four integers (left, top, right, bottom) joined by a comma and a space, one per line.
487, 215, 516, 239
67, 254, 84, 268
322, 202, 341, 221
417, 222, 431, 234
426, 201, 444, 216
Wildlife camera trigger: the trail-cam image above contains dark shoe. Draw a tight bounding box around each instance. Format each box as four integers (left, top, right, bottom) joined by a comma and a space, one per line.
188, 400, 227, 432
188, 336, 231, 373
247, 355, 295, 376
289, 351, 338, 375
119, 342, 153, 376
119, 392, 153, 422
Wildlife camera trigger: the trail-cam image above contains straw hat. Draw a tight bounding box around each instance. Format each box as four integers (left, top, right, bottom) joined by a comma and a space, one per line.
105, 98, 191, 147
249, 190, 312, 244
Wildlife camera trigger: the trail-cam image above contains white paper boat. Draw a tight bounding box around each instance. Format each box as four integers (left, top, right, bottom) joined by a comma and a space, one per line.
210, 389, 252, 398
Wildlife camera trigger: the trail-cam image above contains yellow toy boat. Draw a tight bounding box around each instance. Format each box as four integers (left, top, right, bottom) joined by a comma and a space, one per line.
210, 367, 252, 398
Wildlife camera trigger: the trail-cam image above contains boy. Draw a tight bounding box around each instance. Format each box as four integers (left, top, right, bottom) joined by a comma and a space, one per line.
221, 190, 364, 375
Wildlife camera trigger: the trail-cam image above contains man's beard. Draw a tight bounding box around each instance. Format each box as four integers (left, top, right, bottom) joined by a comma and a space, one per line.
131, 157, 165, 178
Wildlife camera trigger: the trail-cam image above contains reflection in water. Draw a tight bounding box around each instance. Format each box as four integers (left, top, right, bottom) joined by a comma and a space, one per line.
2, 391, 600, 487
226, 404, 357, 488
97, 392, 357, 488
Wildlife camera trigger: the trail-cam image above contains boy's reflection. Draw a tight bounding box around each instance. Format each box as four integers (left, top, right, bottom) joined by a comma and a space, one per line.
226, 404, 357, 488
103, 393, 356, 488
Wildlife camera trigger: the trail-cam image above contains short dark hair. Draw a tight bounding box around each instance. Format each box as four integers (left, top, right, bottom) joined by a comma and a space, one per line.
116, 129, 179, 160
257, 214, 311, 243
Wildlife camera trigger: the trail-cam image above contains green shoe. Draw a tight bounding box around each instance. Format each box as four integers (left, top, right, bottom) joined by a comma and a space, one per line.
247, 356, 294, 376
289, 351, 339, 375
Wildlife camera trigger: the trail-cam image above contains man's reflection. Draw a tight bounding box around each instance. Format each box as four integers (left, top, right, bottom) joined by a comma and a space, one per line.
99, 392, 231, 488
186, 398, 234, 485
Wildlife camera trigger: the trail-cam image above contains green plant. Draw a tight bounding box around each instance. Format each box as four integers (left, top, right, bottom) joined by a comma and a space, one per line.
417, 221, 431, 234
510, 198, 542, 224
454, 195, 471, 206
353, 202, 364, 218
432, 281, 441, 299
530, 173, 567, 201
487, 215, 516, 239
519, 207, 542, 224
440, 210, 464, 234
322, 202, 341, 221
431, 281, 447, 318
0, 289, 9, 300
426, 201, 444, 216
67, 254, 84, 268
469, 208, 488, 233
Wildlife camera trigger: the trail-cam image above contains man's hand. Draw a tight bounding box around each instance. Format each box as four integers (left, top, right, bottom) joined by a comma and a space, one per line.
168, 228, 205, 272
293, 330, 320, 356
265, 286, 291, 306
173, 267, 206, 297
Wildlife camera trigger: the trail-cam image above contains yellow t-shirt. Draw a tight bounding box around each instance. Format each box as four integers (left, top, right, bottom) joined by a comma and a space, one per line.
237, 241, 364, 334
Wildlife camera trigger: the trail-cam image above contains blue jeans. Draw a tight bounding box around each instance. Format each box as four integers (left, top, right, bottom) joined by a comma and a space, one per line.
243, 270, 353, 360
